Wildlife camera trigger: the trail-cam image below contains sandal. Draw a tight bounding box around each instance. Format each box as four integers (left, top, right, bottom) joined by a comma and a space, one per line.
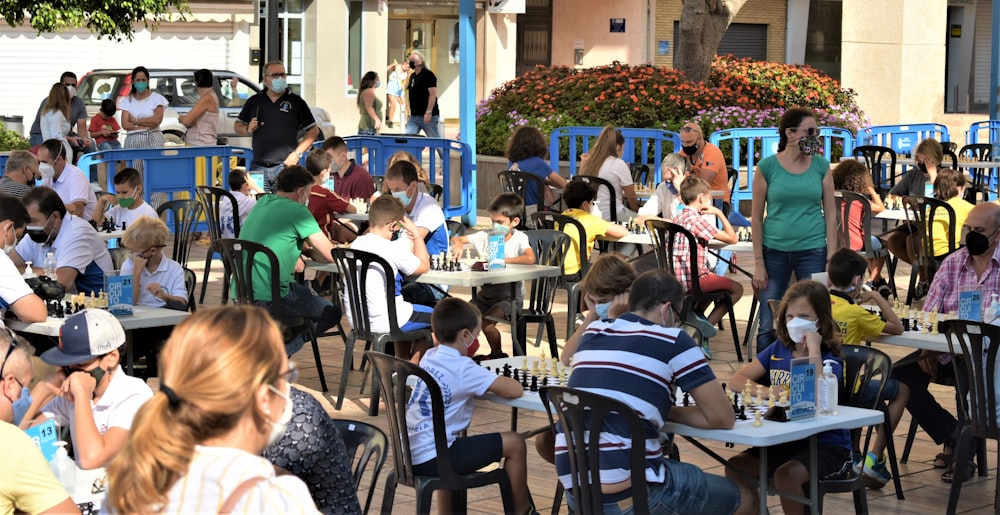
941, 459, 975, 483
933, 452, 952, 469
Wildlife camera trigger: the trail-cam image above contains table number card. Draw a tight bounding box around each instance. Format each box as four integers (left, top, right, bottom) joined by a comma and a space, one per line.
789, 356, 818, 421
959, 288, 982, 322
105, 272, 134, 317
25, 419, 59, 461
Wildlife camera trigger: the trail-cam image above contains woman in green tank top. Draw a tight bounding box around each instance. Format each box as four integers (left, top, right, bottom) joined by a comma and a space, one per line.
357, 71, 383, 135
750, 107, 838, 352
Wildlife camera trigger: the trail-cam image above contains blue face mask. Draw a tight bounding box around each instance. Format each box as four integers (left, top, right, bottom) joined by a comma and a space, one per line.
133, 81, 148, 93
392, 190, 411, 206
376, 80, 382, 89
270, 77, 287, 92
492, 222, 510, 235
595, 301, 612, 320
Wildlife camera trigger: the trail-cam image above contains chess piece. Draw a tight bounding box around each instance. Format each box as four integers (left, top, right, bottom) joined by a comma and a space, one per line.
530, 375, 538, 392
778, 389, 788, 405
738, 405, 747, 420
752, 409, 763, 427
930, 311, 939, 334
522, 356, 528, 370
767, 395, 775, 409
754, 384, 763, 405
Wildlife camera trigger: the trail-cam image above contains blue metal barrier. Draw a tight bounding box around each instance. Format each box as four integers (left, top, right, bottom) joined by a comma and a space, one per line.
710, 126, 853, 212
333, 136, 476, 223
76, 146, 252, 232
855, 123, 950, 154
547, 126, 681, 181
0, 153, 7, 176
965, 120, 1000, 145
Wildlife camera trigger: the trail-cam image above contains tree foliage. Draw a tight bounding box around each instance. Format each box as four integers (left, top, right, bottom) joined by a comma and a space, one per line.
1, 0, 190, 41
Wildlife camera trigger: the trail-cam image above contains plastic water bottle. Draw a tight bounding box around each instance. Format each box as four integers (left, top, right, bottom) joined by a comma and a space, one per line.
50, 441, 75, 490
986, 294, 1000, 325
818, 359, 839, 416
22, 261, 35, 280
43, 252, 57, 279
488, 224, 506, 271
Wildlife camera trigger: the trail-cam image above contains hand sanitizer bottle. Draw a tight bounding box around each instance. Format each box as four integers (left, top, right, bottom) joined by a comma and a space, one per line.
818, 359, 839, 416
987, 294, 1000, 325
22, 261, 35, 280
50, 441, 75, 490
43, 252, 57, 279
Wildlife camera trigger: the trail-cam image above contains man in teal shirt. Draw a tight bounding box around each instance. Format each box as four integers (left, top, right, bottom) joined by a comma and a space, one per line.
239, 165, 339, 355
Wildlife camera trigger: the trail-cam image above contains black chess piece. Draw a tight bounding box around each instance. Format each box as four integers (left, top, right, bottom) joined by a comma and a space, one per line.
521, 373, 529, 389
683, 392, 690, 407
529, 375, 538, 392
738, 405, 747, 421
120, 222, 127, 231
513, 369, 520, 381
503, 364, 511, 377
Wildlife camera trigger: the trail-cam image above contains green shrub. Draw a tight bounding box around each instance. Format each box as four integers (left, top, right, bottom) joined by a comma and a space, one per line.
0, 122, 29, 151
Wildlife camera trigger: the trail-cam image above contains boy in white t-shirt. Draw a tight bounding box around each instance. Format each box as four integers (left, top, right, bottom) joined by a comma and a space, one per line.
93, 168, 158, 229
221, 170, 257, 239
22, 309, 153, 469
449, 193, 535, 360
406, 298, 533, 515
347, 195, 432, 363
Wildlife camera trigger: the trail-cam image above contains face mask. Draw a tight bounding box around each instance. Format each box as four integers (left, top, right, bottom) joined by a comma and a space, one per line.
134, 81, 148, 93
409, 60, 418, 69
492, 222, 510, 235
63, 365, 107, 385
967, 229, 995, 256
118, 191, 138, 208
798, 136, 821, 156
2, 224, 15, 255
65, 85, 76, 96
266, 384, 294, 447
392, 190, 411, 206
595, 301, 612, 320
376, 80, 382, 89
38, 163, 55, 179
682, 144, 699, 156
270, 78, 287, 92
918, 163, 928, 173
26, 215, 53, 244
786, 317, 818, 344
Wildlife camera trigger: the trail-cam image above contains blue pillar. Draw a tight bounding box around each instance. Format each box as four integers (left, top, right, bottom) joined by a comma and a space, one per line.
459, 0, 477, 225
992, 0, 1000, 120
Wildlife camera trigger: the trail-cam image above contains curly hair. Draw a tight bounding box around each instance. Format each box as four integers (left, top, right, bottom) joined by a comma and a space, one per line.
832, 160, 873, 194
505, 125, 548, 163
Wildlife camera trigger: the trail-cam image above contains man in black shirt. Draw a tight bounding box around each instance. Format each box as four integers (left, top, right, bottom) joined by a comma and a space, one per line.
235, 60, 319, 193
405, 50, 441, 138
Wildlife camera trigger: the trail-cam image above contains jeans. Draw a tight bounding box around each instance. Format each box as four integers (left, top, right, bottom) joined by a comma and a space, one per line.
259, 282, 341, 356
756, 246, 827, 352
98, 140, 123, 151
564, 459, 741, 515
252, 163, 286, 194
405, 115, 441, 138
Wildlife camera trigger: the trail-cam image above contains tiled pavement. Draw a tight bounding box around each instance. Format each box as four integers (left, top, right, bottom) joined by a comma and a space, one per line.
181, 231, 997, 514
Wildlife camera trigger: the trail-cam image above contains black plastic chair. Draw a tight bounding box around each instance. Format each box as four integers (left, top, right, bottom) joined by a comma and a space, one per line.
629, 163, 650, 186
365, 351, 516, 515
333, 248, 432, 415
646, 219, 742, 362
943, 319, 1000, 514
156, 198, 204, 269
836, 191, 897, 299
428, 182, 443, 202
958, 143, 992, 204
446, 219, 466, 239
183, 267, 196, 313
196, 185, 239, 304
824, 345, 903, 505
499, 170, 548, 229
853, 145, 898, 196
487, 230, 570, 359
900, 196, 957, 305
540, 386, 651, 515
530, 212, 591, 340
372, 175, 384, 193
216, 238, 329, 392
332, 419, 389, 515
108, 247, 130, 271
571, 175, 619, 224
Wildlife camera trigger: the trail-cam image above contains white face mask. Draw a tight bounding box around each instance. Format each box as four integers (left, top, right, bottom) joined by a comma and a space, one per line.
265, 384, 293, 447
2, 224, 15, 255
38, 163, 55, 179
786, 317, 817, 345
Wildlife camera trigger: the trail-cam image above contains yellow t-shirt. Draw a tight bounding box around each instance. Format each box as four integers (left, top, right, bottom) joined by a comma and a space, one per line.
0, 421, 71, 515
830, 292, 887, 345
561, 208, 613, 276
932, 197, 974, 256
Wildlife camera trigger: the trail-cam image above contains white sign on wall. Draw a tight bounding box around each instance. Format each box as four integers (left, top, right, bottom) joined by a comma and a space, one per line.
487, 0, 526, 14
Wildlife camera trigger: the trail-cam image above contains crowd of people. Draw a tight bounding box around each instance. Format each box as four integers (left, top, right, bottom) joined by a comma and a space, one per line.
3, 68, 994, 515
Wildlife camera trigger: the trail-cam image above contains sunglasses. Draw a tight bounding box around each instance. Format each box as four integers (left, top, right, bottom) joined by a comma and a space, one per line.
797, 127, 819, 136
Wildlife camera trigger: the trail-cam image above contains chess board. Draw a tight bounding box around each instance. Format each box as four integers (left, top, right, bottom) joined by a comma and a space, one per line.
484, 355, 569, 393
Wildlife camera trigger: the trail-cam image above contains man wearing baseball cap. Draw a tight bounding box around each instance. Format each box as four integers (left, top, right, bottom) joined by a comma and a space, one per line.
23, 309, 152, 470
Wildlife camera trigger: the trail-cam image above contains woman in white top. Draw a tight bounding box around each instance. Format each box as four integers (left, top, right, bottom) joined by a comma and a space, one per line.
39, 83, 74, 161
119, 66, 168, 151
105, 306, 320, 514
178, 69, 219, 146
579, 125, 639, 222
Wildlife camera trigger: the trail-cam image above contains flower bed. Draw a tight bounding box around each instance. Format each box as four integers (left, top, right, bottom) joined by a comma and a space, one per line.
476, 56, 868, 159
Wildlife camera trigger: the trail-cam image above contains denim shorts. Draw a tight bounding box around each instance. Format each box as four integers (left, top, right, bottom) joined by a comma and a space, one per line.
564, 458, 741, 515
858, 378, 900, 406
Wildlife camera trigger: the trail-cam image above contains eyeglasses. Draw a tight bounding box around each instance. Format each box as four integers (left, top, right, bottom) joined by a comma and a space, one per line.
796, 127, 819, 136
267, 72, 288, 79
0, 326, 19, 380
680, 126, 697, 133
280, 362, 299, 384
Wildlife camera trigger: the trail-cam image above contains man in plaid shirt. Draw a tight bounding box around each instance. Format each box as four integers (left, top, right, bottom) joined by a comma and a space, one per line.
670, 176, 743, 326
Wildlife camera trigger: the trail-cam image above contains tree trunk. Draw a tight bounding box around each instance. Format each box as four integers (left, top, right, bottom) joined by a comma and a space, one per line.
675, 0, 749, 83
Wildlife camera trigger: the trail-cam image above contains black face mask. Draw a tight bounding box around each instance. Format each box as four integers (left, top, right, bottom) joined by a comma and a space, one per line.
26, 226, 48, 243
63, 365, 107, 384
967, 229, 996, 256
682, 144, 699, 156
409, 60, 418, 69
918, 163, 928, 173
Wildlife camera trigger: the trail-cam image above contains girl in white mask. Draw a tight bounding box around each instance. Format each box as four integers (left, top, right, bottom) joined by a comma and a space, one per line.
725, 280, 849, 515
105, 306, 321, 514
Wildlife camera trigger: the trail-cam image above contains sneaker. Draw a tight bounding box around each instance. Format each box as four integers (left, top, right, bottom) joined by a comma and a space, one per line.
913, 280, 929, 300
700, 339, 713, 360
852, 452, 864, 475
862, 452, 891, 488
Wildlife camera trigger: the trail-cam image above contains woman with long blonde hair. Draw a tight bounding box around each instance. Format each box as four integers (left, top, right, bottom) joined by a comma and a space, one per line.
106, 306, 320, 514
579, 125, 639, 223
40, 82, 73, 160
